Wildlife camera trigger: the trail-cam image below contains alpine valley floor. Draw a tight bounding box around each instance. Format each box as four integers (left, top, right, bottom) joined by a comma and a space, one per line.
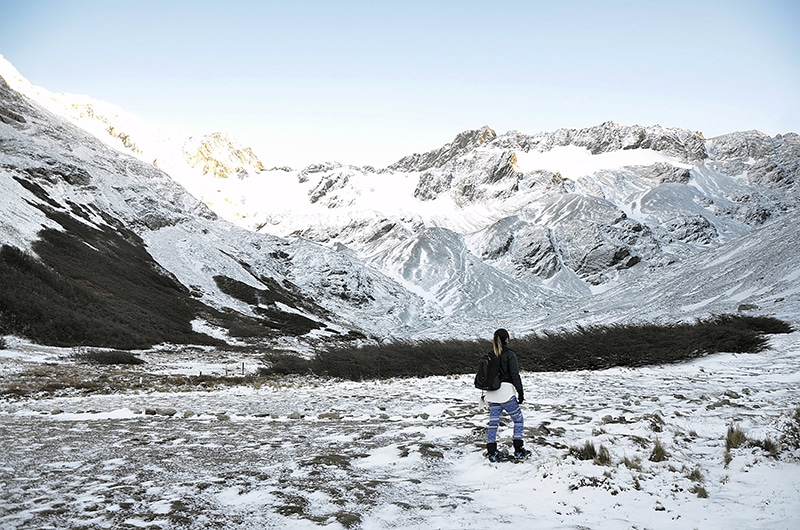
1, 332, 799, 529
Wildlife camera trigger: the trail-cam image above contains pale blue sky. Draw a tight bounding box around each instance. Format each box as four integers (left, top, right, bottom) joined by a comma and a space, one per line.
1, 0, 798, 168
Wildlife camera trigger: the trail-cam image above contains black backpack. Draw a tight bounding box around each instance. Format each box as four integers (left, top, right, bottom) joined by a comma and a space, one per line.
474, 352, 502, 391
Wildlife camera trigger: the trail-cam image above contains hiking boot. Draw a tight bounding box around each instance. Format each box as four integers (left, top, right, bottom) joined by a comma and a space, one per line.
513, 448, 532, 460
488, 449, 508, 462
512, 439, 532, 460
486, 442, 507, 462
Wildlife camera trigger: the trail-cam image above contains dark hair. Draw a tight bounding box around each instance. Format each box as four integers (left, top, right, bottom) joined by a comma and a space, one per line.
493, 328, 509, 356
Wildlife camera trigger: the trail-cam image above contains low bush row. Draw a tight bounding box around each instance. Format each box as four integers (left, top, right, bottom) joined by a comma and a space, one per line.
261, 315, 793, 380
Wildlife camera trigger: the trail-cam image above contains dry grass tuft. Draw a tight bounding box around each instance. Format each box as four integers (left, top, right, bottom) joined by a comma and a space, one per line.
649, 438, 669, 462
726, 424, 747, 451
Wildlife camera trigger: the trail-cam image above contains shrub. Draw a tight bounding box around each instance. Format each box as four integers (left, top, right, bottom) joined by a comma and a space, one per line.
686, 466, 704, 483
726, 424, 747, 451
259, 315, 790, 380
516, 315, 782, 372
594, 445, 612, 466
690, 485, 709, 498
649, 438, 668, 462
261, 338, 487, 379
569, 441, 597, 461
623, 456, 642, 470
78, 349, 145, 365
644, 412, 665, 433
259, 352, 313, 376
748, 436, 779, 458
709, 314, 793, 335
779, 406, 800, 452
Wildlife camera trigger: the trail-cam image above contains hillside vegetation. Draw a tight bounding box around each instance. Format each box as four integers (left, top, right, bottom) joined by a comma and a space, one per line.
0, 203, 221, 349
0, 212, 218, 350
262, 315, 793, 380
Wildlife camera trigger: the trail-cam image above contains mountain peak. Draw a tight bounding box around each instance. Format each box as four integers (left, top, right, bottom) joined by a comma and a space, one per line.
0, 54, 28, 91
388, 125, 497, 172
182, 132, 266, 179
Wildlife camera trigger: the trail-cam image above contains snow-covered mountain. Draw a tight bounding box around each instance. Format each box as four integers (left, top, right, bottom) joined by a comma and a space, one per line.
1, 54, 798, 350
0, 57, 436, 350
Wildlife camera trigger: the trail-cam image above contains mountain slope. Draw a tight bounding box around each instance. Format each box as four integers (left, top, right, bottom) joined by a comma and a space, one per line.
540, 206, 800, 333
0, 65, 436, 349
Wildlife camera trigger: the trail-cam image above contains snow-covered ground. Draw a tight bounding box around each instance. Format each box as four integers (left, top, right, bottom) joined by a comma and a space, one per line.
1, 331, 798, 529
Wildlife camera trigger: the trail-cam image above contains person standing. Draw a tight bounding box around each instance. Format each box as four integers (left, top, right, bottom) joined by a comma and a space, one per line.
484, 328, 532, 461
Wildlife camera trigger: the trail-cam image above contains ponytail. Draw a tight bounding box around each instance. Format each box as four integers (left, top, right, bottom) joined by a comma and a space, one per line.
492, 328, 509, 357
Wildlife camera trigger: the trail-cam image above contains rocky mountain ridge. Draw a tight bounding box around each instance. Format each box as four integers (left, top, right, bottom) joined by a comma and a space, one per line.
277, 124, 797, 290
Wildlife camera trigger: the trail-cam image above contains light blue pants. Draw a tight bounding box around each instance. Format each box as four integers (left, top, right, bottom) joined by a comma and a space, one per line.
487, 396, 524, 443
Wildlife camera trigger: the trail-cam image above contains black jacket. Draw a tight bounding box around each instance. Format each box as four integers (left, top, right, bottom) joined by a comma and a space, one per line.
499, 346, 524, 402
